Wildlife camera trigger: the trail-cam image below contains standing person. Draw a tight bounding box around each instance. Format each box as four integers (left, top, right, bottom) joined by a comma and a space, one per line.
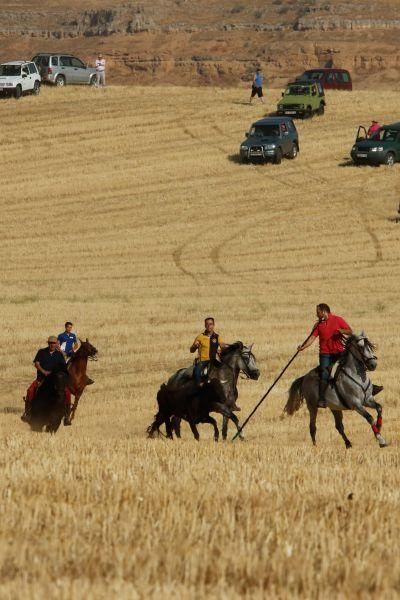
95, 53, 106, 87
249, 68, 264, 104
297, 304, 353, 408
58, 321, 79, 358
22, 336, 72, 425
367, 120, 381, 140
190, 317, 226, 386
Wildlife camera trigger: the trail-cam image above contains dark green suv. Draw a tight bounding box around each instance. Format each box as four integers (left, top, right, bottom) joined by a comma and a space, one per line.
277, 81, 325, 119
240, 117, 299, 164
351, 123, 400, 166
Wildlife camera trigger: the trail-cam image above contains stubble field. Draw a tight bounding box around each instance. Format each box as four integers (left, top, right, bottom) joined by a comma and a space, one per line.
0, 84, 400, 599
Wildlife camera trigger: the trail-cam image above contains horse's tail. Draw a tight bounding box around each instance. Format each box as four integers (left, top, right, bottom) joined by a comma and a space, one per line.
284, 376, 305, 415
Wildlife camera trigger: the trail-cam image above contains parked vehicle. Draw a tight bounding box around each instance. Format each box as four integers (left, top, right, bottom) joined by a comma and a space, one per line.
296, 68, 352, 91
240, 117, 299, 164
351, 123, 400, 166
32, 53, 97, 86
277, 81, 325, 119
0, 61, 41, 99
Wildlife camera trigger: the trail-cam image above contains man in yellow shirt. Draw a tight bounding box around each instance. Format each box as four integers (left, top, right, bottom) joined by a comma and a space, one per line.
190, 317, 225, 385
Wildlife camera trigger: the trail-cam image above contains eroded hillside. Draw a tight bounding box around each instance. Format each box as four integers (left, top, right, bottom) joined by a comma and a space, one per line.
0, 0, 399, 87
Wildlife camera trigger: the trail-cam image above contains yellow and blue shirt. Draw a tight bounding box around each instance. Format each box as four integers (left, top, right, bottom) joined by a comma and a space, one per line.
193, 332, 223, 362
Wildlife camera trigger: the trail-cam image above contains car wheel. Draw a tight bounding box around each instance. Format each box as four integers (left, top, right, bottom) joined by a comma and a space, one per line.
14, 85, 22, 99
32, 81, 40, 95
303, 107, 312, 119
288, 143, 298, 159
55, 75, 66, 87
274, 148, 283, 165
384, 152, 395, 166
318, 103, 325, 115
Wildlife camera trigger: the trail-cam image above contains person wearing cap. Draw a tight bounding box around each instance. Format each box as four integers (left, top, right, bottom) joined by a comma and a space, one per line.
367, 120, 381, 140
22, 336, 72, 425
95, 53, 106, 87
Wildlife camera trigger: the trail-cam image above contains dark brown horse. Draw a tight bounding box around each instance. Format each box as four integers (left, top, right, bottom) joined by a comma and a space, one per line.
67, 339, 98, 421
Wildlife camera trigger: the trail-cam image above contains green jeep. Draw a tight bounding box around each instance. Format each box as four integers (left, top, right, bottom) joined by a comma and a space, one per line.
277, 81, 325, 119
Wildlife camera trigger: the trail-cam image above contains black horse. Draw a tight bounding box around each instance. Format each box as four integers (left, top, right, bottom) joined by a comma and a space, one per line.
147, 379, 237, 441
29, 365, 69, 433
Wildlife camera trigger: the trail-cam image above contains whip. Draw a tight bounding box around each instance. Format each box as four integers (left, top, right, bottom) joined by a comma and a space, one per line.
232, 327, 317, 441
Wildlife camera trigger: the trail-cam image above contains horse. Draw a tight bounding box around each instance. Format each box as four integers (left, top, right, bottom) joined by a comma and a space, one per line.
164, 342, 260, 440
284, 332, 388, 448
29, 364, 69, 433
147, 379, 236, 441
67, 339, 98, 421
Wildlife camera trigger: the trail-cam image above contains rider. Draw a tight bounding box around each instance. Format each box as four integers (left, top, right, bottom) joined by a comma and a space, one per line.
190, 317, 226, 386
22, 335, 72, 426
298, 304, 383, 408
57, 321, 79, 357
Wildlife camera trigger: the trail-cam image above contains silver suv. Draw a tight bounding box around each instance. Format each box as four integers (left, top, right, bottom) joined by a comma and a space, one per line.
0, 61, 41, 98
32, 53, 97, 87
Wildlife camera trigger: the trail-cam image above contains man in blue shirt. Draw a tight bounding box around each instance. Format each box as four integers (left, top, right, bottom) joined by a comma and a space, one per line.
249, 68, 264, 104
58, 321, 79, 357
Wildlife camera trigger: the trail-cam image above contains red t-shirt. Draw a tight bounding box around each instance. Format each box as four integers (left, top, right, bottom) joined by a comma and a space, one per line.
312, 313, 351, 354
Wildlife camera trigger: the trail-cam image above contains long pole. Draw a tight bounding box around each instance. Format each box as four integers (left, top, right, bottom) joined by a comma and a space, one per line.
232, 327, 317, 441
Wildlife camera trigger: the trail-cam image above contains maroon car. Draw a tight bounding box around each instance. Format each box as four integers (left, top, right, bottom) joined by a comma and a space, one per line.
296, 68, 352, 91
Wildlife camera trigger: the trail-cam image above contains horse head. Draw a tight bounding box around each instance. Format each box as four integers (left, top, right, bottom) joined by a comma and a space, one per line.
222, 342, 260, 380
77, 339, 98, 360
347, 332, 377, 371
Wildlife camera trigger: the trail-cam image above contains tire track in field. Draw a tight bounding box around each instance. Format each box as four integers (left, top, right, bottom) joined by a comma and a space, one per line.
172, 234, 201, 284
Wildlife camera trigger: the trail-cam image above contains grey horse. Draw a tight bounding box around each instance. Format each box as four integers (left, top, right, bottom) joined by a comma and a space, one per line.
168, 342, 260, 440
284, 332, 387, 448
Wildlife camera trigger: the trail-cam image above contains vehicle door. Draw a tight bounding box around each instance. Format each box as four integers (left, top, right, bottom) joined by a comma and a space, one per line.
340, 70, 352, 91
70, 56, 88, 84
28, 62, 39, 81
59, 56, 74, 83
280, 122, 291, 153
395, 132, 400, 160
323, 72, 335, 90
21, 65, 31, 92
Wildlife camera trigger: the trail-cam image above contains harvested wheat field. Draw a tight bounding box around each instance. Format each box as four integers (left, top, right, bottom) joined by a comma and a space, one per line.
0, 85, 400, 599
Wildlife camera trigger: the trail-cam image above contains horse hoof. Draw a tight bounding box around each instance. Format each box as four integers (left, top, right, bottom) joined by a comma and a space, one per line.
345, 442, 352, 449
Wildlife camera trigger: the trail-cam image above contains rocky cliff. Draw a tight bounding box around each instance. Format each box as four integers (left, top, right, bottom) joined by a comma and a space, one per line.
0, 0, 399, 88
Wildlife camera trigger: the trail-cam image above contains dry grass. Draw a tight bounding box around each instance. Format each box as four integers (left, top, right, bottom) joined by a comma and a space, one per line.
0, 84, 400, 599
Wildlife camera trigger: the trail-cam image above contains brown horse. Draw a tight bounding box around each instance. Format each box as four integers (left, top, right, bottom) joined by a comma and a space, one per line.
67, 339, 98, 421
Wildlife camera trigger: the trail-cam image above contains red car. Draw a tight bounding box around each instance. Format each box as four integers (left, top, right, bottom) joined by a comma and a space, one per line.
296, 68, 352, 91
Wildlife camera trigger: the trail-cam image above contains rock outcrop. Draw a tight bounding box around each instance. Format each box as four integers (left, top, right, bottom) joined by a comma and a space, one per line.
0, 0, 399, 88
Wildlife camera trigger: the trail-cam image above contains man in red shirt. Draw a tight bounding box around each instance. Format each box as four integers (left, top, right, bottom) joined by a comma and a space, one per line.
298, 303, 383, 408
298, 304, 354, 408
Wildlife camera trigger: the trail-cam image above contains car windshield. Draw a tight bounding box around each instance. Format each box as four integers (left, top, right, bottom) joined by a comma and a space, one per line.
250, 125, 280, 137
285, 85, 310, 96
302, 71, 323, 80
0, 65, 21, 76
381, 128, 399, 142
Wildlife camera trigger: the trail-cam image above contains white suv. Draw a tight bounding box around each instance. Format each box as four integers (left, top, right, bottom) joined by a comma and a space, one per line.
0, 61, 41, 99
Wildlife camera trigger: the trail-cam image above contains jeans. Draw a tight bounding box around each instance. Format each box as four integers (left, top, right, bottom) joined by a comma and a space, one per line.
194, 360, 209, 385
319, 353, 345, 382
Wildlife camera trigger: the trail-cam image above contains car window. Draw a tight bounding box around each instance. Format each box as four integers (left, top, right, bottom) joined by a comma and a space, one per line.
71, 57, 85, 68
286, 85, 309, 96
382, 129, 398, 142
51, 56, 59, 66
342, 72, 350, 82
28, 63, 37, 74
0, 64, 21, 76
326, 73, 335, 82
60, 56, 72, 67
22, 66, 29, 76
250, 125, 280, 137
335, 72, 344, 81
306, 71, 323, 80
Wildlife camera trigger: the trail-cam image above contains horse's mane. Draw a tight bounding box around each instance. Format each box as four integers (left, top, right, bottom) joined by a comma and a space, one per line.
343, 333, 376, 354
220, 341, 244, 356
70, 340, 98, 361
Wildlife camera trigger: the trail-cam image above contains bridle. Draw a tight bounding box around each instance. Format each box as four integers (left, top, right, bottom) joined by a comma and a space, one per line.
239, 348, 257, 380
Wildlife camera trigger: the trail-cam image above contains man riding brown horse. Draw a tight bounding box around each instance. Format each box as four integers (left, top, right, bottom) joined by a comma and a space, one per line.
22, 336, 97, 427
22, 335, 73, 425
